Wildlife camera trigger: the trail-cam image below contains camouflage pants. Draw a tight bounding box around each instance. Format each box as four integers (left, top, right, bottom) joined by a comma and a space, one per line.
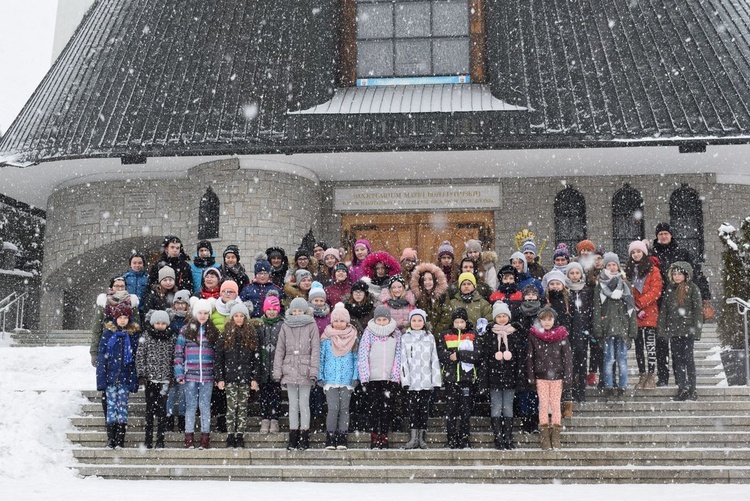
225, 383, 250, 434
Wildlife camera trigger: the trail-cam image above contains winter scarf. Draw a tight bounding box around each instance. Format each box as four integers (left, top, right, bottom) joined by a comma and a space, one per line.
566, 278, 585, 292
312, 303, 331, 318
386, 296, 409, 309
321, 324, 358, 356
194, 255, 216, 268
492, 322, 517, 360
261, 315, 284, 327
631, 269, 646, 294
215, 298, 233, 316
598, 269, 635, 314
519, 300, 542, 318
107, 330, 134, 365
459, 291, 476, 304
285, 313, 315, 328
496, 282, 518, 295
346, 298, 374, 319
199, 286, 220, 299
366, 318, 398, 338
530, 324, 568, 343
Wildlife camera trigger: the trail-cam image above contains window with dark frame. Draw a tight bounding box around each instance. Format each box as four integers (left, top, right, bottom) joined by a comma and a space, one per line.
670, 184, 704, 261
341, 0, 485, 85
554, 187, 587, 253
198, 186, 220, 240
612, 184, 645, 261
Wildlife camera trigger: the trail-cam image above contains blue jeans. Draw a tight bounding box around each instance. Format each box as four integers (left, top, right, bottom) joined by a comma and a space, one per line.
489, 388, 515, 418
166, 384, 186, 417
603, 337, 629, 388
184, 381, 213, 433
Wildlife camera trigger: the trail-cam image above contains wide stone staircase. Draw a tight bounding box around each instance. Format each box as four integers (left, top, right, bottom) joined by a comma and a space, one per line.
11, 329, 91, 347
68, 324, 750, 483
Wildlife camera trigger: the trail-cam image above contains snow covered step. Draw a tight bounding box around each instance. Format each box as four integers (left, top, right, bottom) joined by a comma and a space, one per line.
11, 330, 91, 347
70, 447, 750, 467
69, 463, 750, 483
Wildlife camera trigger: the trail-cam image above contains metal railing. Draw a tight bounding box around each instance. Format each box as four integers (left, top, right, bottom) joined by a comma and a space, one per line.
725, 297, 750, 385
0, 291, 28, 334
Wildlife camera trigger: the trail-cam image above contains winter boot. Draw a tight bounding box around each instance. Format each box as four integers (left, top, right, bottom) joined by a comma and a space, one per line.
379, 433, 389, 449
370, 432, 380, 449
235, 433, 245, 448
287, 430, 300, 450
502, 417, 516, 450
403, 429, 419, 449
216, 415, 228, 433
550, 425, 562, 450
539, 426, 552, 451
336, 432, 348, 450
687, 390, 698, 401
418, 429, 428, 449
491, 418, 503, 450
635, 373, 648, 390
298, 429, 310, 450
325, 432, 336, 450
644, 373, 656, 389
445, 419, 458, 448
199, 433, 211, 450
115, 423, 126, 449
259, 419, 271, 434
673, 389, 689, 401
144, 422, 154, 449
226, 433, 236, 448
269, 419, 280, 433
562, 401, 573, 419
155, 417, 166, 449
177, 415, 186, 432
184, 432, 195, 449
105, 424, 116, 449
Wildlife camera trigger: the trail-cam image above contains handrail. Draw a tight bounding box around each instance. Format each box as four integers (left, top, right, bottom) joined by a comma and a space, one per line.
725, 297, 750, 386
0, 291, 28, 334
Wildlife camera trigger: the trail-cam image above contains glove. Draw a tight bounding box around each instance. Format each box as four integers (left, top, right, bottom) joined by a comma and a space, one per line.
90, 354, 98, 367
317, 379, 325, 388
476, 318, 488, 335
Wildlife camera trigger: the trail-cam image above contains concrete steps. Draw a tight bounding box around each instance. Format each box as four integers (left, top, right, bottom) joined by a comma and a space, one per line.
11, 329, 90, 347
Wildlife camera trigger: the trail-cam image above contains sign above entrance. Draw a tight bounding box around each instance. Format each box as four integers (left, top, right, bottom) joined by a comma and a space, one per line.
334, 185, 500, 212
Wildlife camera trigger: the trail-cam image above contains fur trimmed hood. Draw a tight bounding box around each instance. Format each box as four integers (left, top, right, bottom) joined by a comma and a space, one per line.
362, 251, 401, 279
409, 262, 449, 300
104, 320, 140, 334
481, 250, 497, 267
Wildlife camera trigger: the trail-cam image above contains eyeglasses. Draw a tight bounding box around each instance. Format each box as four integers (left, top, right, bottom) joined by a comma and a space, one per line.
221, 290, 237, 295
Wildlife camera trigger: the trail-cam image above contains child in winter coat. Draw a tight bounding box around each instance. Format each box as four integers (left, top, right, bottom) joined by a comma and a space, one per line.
164, 291, 190, 432
515, 285, 543, 435
219, 245, 250, 290
97, 302, 140, 449
190, 240, 220, 294
565, 262, 594, 404
142, 266, 178, 321
309, 282, 331, 333
400, 309, 441, 449
379, 275, 416, 331
626, 240, 663, 390
448, 272, 493, 329
256, 295, 285, 433
358, 305, 402, 449
437, 307, 482, 449
348, 239, 372, 284
489, 265, 524, 312
273, 297, 320, 451
482, 302, 525, 450
215, 303, 259, 448
325, 263, 352, 307
542, 270, 573, 330
343, 280, 376, 335
658, 261, 703, 401
136, 310, 174, 449
175, 299, 220, 449
592, 253, 638, 398
410, 263, 451, 336
239, 256, 284, 318
363, 250, 401, 297
527, 307, 572, 450
319, 303, 359, 450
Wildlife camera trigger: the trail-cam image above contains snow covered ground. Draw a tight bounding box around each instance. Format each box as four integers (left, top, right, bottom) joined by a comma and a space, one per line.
1, 345, 749, 500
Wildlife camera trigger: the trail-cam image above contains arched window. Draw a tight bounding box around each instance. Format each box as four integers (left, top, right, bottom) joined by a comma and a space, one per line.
670, 184, 704, 260
612, 184, 644, 260
554, 187, 587, 253
198, 186, 220, 240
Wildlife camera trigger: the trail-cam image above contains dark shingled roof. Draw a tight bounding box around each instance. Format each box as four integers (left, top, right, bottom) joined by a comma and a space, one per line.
2, 0, 750, 164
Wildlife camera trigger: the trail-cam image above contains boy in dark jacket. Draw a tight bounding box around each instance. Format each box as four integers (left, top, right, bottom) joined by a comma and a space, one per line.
256, 295, 285, 434
438, 308, 482, 449
135, 310, 174, 448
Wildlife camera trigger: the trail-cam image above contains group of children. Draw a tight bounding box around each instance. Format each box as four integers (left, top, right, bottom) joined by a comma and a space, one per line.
95, 234, 703, 452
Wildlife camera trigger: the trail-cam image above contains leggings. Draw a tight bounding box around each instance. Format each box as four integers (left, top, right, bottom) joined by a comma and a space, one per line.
365, 380, 395, 434
536, 379, 563, 427
287, 384, 312, 430
105, 384, 130, 424
490, 388, 515, 418
635, 327, 657, 374
407, 390, 431, 429
225, 383, 250, 434
259, 382, 281, 420
325, 386, 353, 432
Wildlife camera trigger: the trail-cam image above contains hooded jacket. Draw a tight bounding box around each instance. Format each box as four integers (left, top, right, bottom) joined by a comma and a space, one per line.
97, 321, 140, 392
526, 323, 572, 384
272, 313, 320, 386
410, 262, 452, 335
657, 261, 703, 340
401, 329, 442, 390
437, 326, 482, 385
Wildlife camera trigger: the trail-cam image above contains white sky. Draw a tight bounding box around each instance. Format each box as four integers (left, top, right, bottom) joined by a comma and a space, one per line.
0, 1, 58, 134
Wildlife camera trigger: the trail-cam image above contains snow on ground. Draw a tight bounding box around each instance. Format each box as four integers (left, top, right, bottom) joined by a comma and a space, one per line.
1, 345, 749, 500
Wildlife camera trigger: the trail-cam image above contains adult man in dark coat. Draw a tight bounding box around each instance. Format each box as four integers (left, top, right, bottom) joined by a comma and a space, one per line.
651, 222, 711, 386
148, 235, 194, 292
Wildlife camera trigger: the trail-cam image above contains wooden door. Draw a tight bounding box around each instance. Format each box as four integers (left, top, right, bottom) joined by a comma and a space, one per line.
342, 212, 494, 263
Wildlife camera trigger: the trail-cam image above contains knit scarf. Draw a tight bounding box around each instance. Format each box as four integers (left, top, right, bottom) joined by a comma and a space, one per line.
285, 313, 315, 328
107, 330, 134, 365
366, 318, 398, 337
496, 282, 518, 295
262, 315, 284, 326
598, 269, 635, 314
459, 291, 475, 304
386, 296, 409, 309
566, 278, 585, 292
519, 300, 541, 318
631, 269, 646, 294
321, 324, 358, 356
492, 322, 517, 358
530, 324, 568, 343
215, 298, 233, 316
346, 299, 374, 319
312, 303, 331, 318
194, 256, 216, 268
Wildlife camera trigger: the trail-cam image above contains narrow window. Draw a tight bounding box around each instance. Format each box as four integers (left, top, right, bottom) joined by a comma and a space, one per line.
670, 184, 704, 260
612, 184, 645, 260
554, 187, 587, 253
198, 187, 220, 240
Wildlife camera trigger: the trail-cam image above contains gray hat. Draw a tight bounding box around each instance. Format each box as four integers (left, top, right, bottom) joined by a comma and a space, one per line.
295, 269, 312, 283
492, 301, 512, 321
229, 302, 250, 319
173, 289, 191, 304
373, 305, 392, 321
308, 282, 327, 302
602, 252, 621, 270
158, 266, 176, 282
289, 297, 309, 313
150, 310, 170, 326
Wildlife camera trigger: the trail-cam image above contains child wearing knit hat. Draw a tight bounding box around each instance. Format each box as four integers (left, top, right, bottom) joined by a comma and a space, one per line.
358, 303, 402, 449
215, 301, 259, 448
136, 310, 174, 449
437, 240, 459, 285
309, 282, 331, 334
319, 303, 360, 450
448, 272, 493, 329
565, 261, 594, 408
400, 309, 441, 449
256, 292, 285, 434
379, 275, 416, 331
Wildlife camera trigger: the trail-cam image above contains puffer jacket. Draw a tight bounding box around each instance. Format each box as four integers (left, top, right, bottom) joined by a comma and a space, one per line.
448, 292, 493, 328
410, 263, 452, 335
437, 327, 482, 385
272, 315, 320, 386
240, 281, 284, 318
592, 283, 638, 344
123, 269, 149, 308
481, 322, 526, 390
318, 329, 359, 386
97, 322, 140, 392
135, 325, 175, 382
215, 326, 260, 384
358, 319, 402, 383
401, 329, 442, 390
657, 261, 703, 340
632, 264, 663, 328
526, 324, 572, 384
379, 288, 415, 331
256, 316, 284, 384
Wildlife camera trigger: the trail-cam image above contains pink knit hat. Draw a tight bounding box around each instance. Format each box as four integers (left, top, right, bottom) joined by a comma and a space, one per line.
628, 240, 649, 256
330, 303, 350, 323
220, 280, 239, 294
400, 248, 418, 262
263, 295, 281, 313
323, 248, 341, 261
